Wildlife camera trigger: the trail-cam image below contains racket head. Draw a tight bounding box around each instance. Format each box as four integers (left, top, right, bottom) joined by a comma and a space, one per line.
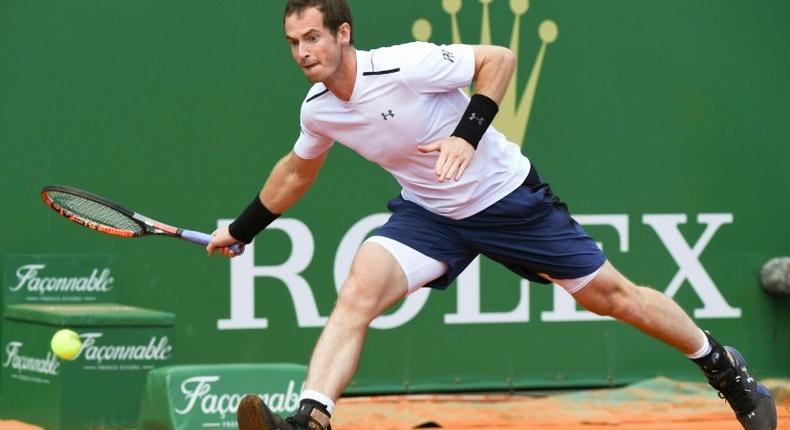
41, 185, 145, 238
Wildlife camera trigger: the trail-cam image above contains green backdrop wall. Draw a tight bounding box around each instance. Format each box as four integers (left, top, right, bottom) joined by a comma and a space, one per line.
2, 0, 788, 395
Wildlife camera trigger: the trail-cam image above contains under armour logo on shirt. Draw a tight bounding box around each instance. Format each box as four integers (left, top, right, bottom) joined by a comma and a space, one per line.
468, 112, 485, 125
441, 49, 455, 63
381, 110, 395, 120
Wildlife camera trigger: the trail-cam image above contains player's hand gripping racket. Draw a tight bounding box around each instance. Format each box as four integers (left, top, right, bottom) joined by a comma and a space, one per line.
41, 185, 243, 255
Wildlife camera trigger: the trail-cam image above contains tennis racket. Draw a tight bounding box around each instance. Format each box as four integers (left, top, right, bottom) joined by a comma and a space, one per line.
41, 184, 243, 254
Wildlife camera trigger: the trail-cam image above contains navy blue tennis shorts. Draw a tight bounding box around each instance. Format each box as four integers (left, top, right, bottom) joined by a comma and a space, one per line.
374, 166, 606, 290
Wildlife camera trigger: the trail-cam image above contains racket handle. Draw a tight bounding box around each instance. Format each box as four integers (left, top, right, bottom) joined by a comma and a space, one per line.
181, 229, 244, 255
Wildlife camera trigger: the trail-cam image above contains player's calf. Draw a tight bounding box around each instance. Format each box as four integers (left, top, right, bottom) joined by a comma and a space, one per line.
237, 394, 332, 430
692, 332, 777, 430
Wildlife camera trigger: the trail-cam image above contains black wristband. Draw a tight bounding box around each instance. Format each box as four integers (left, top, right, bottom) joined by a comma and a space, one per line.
228, 195, 280, 244
451, 93, 499, 149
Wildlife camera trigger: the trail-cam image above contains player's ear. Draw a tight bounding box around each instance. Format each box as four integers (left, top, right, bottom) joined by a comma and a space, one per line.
337, 22, 351, 46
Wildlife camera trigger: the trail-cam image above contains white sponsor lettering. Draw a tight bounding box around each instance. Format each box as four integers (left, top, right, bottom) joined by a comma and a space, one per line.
77, 333, 172, 363
175, 376, 300, 418
9, 264, 114, 294
642, 213, 741, 318
219, 212, 738, 329
3, 341, 60, 375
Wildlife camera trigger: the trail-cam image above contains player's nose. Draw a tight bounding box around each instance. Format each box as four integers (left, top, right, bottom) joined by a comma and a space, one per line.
297, 43, 310, 59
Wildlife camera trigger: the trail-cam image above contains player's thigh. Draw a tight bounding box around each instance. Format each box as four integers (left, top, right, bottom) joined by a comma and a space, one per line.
340, 240, 411, 313
365, 236, 449, 294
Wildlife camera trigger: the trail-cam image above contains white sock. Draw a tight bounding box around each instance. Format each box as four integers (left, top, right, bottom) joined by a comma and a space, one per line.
299, 389, 335, 415
686, 329, 712, 359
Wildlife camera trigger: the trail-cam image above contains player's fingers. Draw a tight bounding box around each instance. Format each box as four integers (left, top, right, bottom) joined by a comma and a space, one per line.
207, 229, 225, 256
445, 147, 466, 175
434, 151, 448, 177
439, 156, 458, 182
454, 158, 470, 181
443, 156, 462, 182
417, 142, 440, 153
439, 153, 461, 181
438, 156, 454, 182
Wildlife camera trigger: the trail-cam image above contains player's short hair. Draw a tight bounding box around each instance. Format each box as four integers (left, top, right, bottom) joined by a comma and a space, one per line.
284, 0, 354, 45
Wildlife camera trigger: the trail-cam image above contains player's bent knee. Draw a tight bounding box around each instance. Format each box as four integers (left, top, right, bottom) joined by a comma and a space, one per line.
335, 275, 394, 322
336, 277, 372, 311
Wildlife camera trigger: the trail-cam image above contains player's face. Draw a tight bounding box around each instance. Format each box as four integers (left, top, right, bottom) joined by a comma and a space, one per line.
284, 7, 348, 84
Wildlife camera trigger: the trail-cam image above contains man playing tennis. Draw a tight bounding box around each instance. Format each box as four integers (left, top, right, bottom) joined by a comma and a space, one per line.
207, 1, 777, 429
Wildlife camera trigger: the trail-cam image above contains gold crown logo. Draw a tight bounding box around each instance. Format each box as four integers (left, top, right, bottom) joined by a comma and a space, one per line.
412, 0, 558, 147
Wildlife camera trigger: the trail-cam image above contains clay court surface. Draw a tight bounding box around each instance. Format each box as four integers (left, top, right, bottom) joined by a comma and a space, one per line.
331, 378, 790, 430
1, 378, 787, 430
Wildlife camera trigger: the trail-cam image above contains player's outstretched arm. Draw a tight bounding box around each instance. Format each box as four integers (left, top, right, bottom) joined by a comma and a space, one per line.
260, 150, 329, 214
207, 150, 328, 257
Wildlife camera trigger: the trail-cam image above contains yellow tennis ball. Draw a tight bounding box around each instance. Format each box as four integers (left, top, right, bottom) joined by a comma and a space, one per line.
51, 329, 82, 360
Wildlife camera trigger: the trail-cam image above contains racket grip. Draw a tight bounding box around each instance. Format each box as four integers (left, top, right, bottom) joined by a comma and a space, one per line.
181, 229, 244, 255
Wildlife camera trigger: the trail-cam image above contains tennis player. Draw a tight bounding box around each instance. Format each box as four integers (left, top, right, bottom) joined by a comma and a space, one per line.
207, 1, 777, 429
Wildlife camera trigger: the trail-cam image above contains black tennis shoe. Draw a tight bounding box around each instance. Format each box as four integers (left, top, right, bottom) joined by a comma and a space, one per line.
237, 394, 332, 430
695, 337, 777, 430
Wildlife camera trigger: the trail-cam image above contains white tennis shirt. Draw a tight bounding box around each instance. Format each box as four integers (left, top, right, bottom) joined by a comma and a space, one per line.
294, 41, 530, 219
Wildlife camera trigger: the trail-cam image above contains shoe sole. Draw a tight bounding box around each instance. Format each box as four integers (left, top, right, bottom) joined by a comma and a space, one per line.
238, 394, 279, 430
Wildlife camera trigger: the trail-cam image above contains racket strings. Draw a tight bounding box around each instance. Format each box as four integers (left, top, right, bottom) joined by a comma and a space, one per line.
47, 191, 142, 234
